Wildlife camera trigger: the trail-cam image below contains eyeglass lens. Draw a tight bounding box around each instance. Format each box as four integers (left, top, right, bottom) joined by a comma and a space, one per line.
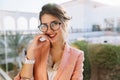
38, 21, 61, 32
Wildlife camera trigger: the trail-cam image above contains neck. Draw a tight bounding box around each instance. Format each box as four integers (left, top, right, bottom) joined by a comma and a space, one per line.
50, 41, 65, 63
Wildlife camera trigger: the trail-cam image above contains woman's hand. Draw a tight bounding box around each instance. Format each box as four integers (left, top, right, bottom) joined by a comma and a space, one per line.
19, 35, 51, 79
26, 34, 50, 60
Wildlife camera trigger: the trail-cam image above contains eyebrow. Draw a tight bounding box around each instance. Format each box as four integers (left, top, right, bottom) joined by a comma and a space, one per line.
41, 20, 60, 24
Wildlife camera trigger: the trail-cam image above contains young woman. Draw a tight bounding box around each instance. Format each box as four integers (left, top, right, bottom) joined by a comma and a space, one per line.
14, 3, 84, 80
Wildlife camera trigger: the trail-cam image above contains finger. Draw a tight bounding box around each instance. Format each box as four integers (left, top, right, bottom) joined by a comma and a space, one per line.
34, 35, 50, 42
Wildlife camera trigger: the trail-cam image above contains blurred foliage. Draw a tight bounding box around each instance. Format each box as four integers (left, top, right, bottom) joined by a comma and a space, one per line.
0, 31, 33, 71
0, 63, 14, 71
71, 40, 120, 80
1, 31, 120, 80
0, 31, 33, 58
0, 34, 5, 58
88, 44, 120, 70
6, 31, 33, 57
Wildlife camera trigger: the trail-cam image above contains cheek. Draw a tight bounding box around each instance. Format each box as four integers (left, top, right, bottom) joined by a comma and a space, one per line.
58, 29, 66, 39
54, 26, 66, 42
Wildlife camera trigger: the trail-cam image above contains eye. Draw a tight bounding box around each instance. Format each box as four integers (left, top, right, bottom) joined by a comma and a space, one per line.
39, 24, 48, 32
51, 21, 59, 27
50, 21, 61, 30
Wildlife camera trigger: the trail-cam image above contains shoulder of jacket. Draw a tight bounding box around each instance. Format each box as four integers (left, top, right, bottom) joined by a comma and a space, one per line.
69, 46, 84, 56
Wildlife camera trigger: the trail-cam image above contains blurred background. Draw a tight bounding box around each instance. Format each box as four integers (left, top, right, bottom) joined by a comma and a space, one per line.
0, 0, 120, 80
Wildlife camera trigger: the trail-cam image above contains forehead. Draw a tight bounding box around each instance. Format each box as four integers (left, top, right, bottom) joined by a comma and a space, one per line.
41, 14, 59, 23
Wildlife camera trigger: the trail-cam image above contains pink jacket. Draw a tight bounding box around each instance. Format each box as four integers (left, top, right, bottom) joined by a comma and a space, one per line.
14, 44, 84, 80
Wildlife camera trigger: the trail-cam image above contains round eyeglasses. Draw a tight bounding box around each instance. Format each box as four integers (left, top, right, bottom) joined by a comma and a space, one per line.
38, 21, 61, 32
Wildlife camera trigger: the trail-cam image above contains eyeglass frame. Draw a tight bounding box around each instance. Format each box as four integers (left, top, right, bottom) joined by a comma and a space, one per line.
38, 20, 62, 33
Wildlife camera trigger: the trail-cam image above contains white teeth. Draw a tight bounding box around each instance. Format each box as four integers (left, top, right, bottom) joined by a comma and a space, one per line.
39, 37, 46, 42
49, 34, 55, 37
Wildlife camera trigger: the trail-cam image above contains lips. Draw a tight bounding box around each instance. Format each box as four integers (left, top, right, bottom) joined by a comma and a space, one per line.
47, 33, 57, 39
49, 34, 56, 38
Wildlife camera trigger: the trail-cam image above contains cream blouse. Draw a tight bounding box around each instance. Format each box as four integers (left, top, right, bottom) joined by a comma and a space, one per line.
47, 54, 60, 80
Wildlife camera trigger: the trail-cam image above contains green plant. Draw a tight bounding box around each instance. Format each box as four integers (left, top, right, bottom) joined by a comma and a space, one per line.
0, 63, 14, 71
88, 44, 120, 80
89, 44, 118, 69
0, 35, 5, 60
0, 31, 33, 71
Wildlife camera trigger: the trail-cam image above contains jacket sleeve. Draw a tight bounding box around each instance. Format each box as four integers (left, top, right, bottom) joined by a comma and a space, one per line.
71, 51, 84, 80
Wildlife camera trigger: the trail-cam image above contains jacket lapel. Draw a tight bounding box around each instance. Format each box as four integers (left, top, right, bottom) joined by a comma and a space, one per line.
54, 44, 70, 80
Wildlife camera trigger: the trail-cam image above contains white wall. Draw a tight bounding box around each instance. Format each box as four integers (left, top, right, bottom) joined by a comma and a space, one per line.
92, 6, 120, 29
61, 0, 120, 31
62, 1, 85, 31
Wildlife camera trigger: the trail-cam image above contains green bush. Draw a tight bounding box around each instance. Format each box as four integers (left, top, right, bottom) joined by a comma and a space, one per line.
116, 46, 120, 65
88, 44, 120, 80
88, 44, 119, 70
71, 41, 120, 80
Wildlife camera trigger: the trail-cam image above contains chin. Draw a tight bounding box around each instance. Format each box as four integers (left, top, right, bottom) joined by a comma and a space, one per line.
51, 39, 60, 45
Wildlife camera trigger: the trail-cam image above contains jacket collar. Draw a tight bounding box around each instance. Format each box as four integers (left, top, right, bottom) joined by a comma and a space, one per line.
54, 43, 71, 79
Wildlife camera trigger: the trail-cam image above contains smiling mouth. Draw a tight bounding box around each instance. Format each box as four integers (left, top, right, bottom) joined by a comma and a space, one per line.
47, 33, 57, 39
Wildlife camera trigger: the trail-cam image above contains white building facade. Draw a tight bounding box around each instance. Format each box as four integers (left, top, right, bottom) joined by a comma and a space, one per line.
0, 0, 120, 32
0, 0, 120, 44
61, 0, 120, 32
0, 10, 39, 31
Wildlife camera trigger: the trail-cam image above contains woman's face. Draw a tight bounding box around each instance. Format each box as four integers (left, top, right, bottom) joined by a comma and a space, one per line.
41, 14, 66, 45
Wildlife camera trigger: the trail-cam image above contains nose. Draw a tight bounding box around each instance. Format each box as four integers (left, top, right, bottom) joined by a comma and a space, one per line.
46, 25, 53, 34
